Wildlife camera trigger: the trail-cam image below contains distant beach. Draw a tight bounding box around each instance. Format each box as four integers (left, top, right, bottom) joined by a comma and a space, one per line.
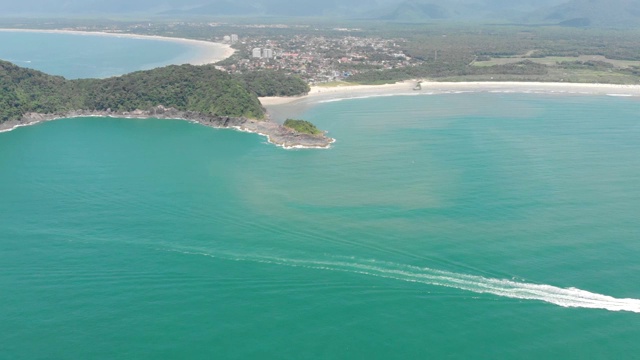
0, 28, 234, 66
259, 80, 640, 107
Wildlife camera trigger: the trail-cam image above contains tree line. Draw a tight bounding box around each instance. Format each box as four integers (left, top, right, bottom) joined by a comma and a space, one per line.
0, 61, 309, 123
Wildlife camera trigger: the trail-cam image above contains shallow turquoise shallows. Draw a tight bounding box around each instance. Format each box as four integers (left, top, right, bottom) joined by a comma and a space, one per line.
2, 93, 640, 359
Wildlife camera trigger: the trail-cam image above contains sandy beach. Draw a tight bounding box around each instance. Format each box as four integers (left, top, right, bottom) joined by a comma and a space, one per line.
0, 28, 234, 65
259, 80, 640, 106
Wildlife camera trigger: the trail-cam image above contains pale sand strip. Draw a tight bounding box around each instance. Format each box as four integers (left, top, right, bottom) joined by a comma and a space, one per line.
0, 28, 234, 65
259, 80, 640, 106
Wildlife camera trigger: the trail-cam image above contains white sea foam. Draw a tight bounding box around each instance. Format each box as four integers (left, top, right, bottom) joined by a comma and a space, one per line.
229, 125, 334, 150
318, 98, 346, 103
607, 94, 634, 97
167, 248, 640, 314
0, 116, 333, 150
443, 90, 472, 94
0, 121, 40, 133
279, 141, 334, 150
317, 92, 425, 104
316, 90, 511, 104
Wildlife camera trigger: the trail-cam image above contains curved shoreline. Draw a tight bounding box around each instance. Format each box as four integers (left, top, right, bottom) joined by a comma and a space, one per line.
0, 28, 234, 66
259, 80, 640, 106
0, 107, 334, 150
0, 30, 335, 149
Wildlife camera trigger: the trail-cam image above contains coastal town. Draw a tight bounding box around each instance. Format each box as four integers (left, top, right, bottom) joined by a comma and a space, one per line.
216, 32, 420, 84
10, 19, 640, 86
12, 20, 422, 84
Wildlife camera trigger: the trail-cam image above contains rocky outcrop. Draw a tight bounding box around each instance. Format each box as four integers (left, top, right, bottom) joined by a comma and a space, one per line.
0, 106, 334, 149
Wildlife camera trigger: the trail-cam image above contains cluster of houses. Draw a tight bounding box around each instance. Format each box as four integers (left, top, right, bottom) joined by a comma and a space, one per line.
218, 34, 417, 83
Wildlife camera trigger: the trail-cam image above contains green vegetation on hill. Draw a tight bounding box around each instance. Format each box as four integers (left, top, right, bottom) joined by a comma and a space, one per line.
82, 65, 265, 118
238, 70, 310, 97
0, 62, 69, 121
283, 119, 322, 135
0, 60, 310, 123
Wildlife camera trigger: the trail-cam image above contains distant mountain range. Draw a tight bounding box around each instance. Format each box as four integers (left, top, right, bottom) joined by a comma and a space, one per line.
526, 0, 640, 27
375, 0, 640, 26
373, 0, 565, 22
163, 0, 382, 17
5, 0, 640, 28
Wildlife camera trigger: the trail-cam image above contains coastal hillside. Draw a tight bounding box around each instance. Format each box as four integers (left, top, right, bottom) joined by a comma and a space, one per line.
0, 60, 70, 121
238, 71, 310, 97
0, 60, 287, 122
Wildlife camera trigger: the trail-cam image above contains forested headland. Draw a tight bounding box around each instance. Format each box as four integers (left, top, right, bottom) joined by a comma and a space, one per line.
0, 60, 308, 123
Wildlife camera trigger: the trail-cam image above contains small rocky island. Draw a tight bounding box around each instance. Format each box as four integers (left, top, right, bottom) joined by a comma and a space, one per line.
0, 60, 334, 148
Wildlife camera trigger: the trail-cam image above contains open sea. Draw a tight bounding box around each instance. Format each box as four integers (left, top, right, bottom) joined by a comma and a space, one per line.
1, 32, 640, 359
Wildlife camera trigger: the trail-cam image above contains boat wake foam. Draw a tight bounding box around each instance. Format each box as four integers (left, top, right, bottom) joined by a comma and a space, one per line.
164, 248, 640, 314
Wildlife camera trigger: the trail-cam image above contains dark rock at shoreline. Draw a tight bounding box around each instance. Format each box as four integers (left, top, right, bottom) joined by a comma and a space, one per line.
1, 105, 334, 149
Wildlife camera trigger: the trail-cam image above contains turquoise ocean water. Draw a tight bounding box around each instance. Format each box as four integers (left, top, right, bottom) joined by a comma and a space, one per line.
0, 31, 218, 79
1, 34, 640, 359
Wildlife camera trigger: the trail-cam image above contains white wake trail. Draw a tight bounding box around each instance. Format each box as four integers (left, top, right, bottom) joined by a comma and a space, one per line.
169, 249, 640, 314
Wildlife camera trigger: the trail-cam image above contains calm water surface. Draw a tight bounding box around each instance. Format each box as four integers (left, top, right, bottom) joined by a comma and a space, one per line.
1, 33, 640, 359
0, 31, 219, 78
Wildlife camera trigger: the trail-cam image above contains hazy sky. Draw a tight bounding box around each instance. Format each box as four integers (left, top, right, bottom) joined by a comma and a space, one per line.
2, 0, 637, 27
0, 0, 567, 15
2, 0, 331, 13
